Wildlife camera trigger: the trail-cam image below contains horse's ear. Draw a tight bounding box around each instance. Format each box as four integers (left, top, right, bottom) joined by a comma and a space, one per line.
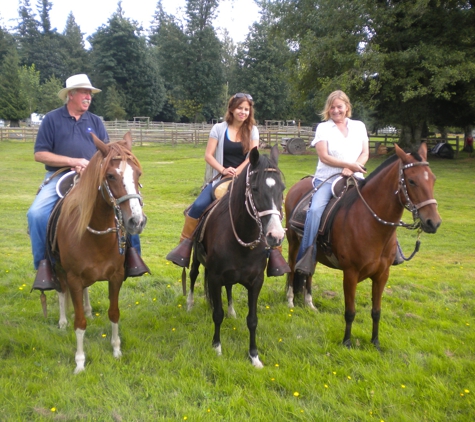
394, 143, 411, 163
122, 131, 133, 151
270, 144, 279, 166
249, 146, 259, 167
91, 133, 109, 157
417, 142, 428, 161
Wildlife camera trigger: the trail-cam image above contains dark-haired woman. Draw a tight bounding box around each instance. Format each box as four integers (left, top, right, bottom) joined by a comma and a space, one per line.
166, 94, 258, 268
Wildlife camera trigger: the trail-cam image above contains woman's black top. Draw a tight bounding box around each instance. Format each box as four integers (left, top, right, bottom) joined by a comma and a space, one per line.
222, 129, 246, 168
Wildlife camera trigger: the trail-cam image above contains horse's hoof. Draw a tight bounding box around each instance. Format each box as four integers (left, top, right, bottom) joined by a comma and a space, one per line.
213, 344, 222, 356
113, 350, 122, 359
342, 339, 352, 349
250, 355, 264, 368
58, 320, 68, 329
372, 340, 381, 352
74, 365, 85, 374
227, 307, 237, 319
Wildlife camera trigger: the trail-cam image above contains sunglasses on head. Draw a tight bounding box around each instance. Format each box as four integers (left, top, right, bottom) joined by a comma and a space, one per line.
234, 93, 253, 101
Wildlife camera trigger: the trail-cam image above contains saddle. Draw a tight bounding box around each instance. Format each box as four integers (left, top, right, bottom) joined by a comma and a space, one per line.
287, 175, 358, 258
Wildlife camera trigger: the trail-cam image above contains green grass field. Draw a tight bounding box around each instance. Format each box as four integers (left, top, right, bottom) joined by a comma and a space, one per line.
0, 140, 474, 421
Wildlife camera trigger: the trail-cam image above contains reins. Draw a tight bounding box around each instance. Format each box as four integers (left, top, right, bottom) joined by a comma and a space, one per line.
228, 165, 282, 249
353, 161, 437, 229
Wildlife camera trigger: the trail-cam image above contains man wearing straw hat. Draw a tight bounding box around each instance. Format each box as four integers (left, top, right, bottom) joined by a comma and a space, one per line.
28, 74, 147, 291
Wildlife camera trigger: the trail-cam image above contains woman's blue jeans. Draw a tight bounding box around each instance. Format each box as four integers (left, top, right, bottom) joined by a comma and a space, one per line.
188, 183, 214, 219
296, 179, 333, 262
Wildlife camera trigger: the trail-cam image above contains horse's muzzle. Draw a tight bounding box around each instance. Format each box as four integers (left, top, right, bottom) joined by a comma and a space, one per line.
126, 214, 147, 235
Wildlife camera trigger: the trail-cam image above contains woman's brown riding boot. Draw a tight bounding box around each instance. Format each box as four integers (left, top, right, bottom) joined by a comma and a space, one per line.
166, 214, 199, 268
267, 245, 291, 277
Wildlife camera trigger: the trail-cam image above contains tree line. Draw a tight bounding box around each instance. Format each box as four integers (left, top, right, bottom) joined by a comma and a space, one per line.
1, 0, 474, 147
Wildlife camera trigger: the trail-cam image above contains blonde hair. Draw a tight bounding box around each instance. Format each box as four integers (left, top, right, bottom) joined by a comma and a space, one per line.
321, 90, 352, 121
224, 95, 256, 154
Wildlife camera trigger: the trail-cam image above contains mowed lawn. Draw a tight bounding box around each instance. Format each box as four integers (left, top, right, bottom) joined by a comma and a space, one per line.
0, 139, 474, 421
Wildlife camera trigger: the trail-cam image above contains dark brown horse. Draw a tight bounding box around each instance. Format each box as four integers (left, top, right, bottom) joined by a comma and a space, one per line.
189, 146, 285, 367
55, 132, 147, 373
285, 143, 441, 349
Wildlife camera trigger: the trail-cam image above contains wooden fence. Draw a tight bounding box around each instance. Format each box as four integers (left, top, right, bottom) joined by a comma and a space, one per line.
0, 122, 461, 157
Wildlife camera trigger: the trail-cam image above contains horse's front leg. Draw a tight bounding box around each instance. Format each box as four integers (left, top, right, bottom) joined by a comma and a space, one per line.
69, 284, 87, 374
225, 285, 236, 318
108, 279, 123, 358
370, 273, 388, 351
247, 278, 264, 368
342, 272, 357, 348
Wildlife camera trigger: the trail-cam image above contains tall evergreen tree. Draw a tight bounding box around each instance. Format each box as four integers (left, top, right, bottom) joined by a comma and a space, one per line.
232, 21, 293, 122
62, 13, 90, 77
89, 6, 165, 119
0, 49, 29, 125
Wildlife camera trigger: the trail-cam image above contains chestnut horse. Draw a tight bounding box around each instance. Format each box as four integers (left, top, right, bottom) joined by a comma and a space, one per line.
285, 143, 441, 349
189, 146, 285, 367
55, 132, 147, 373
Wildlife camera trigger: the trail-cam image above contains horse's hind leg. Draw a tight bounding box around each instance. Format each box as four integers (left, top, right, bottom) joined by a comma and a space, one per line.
58, 291, 68, 329
209, 282, 224, 356
304, 274, 317, 310
108, 280, 123, 358
83, 287, 92, 319
285, 229, 300, 308
370, 274, 388, 351
225, 285, 236, 318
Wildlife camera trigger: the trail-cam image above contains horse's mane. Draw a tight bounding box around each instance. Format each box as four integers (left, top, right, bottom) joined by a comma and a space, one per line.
61, 141, 141, 241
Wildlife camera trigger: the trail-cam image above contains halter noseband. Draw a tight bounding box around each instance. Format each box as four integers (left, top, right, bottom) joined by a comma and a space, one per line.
229, 165, 282, 249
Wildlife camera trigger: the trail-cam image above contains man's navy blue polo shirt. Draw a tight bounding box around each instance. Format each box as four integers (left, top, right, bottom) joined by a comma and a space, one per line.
34, 105, 109, 172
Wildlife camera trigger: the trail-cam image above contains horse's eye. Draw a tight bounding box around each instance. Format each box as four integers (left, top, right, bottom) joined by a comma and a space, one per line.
107, 174, 116, 181
408, 179, 417, 187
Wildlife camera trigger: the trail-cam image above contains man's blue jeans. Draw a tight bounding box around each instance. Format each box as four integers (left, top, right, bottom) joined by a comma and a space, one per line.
27, 171, 141, 270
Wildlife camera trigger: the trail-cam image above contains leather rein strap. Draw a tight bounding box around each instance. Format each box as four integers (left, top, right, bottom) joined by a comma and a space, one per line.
228, 166, 281, 249
354, 161, 437, 229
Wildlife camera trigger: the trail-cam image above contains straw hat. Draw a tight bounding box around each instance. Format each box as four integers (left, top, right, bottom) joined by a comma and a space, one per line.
58, 74, 101, 101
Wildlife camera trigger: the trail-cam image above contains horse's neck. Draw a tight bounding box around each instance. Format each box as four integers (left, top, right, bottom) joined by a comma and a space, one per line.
362, 162, 404, 223
91, 191, 115, 228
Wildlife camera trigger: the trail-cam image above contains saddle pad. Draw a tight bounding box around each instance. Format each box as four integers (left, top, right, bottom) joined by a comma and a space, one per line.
288, 176, 355, 237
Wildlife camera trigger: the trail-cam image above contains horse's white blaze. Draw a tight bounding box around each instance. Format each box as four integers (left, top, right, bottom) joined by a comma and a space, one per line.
265, 199, 285, 242
266, 177, 276, 188
250, 354, 264, 369
424, 170, 429, 181
117, 164, 143, 220
111, 322, 121, 358
74, 328, 86, 374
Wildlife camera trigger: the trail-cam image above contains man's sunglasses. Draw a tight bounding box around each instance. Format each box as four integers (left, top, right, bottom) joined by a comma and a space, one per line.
234, 93, 253, 101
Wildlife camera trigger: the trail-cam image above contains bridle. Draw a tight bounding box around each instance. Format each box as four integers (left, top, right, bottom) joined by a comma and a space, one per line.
354, 160, 437, 230
86, 155, 143, 254
228, 164, 282, 249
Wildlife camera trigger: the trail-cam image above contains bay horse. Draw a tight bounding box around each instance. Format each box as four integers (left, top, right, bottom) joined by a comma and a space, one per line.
54, 132, 147, 373
285, 143, 441, 349
189, 146, 285, 368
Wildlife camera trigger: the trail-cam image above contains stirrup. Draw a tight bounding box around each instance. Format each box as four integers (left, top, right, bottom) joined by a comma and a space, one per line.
294, 246, 315, 276
31, 259, 60, 292
266, 248, 291, 277
125, 247, 151, 278
166, 238, 193, 268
